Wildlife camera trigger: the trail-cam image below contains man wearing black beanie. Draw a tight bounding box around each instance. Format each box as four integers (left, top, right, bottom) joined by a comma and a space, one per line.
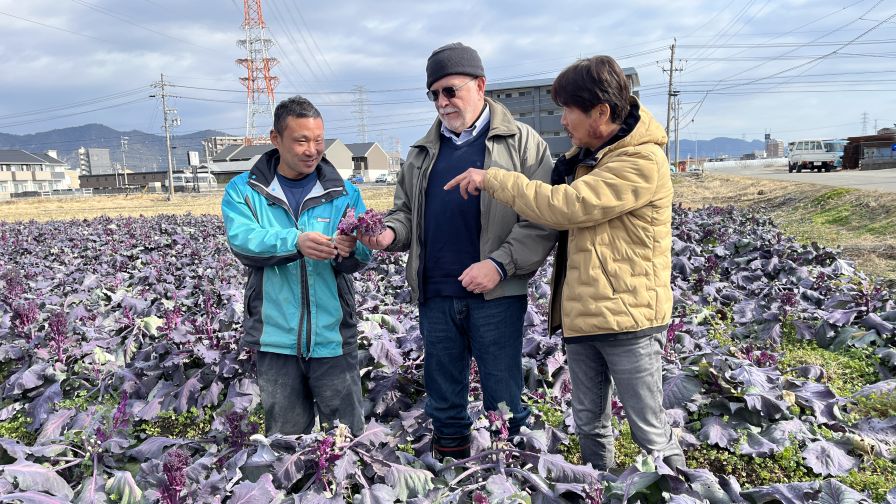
360, 42, 557, 460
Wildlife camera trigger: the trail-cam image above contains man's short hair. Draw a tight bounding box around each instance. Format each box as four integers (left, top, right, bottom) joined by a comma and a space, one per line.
551, 56, 631, 124
273, 95, 322, 135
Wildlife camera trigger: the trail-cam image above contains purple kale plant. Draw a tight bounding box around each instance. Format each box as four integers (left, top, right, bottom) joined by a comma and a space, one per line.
224, 409, 258, 451
472, 491, 490, 504
356, 209, 385, 236
336, 208, 358, 236
12, 300, 39, 343
486, 409, 510, 442
47, 310, 69, 364
336, 208, 386, 236
315, 435, 342, 492
160, 448, 191, 504
1, 268, 25, 307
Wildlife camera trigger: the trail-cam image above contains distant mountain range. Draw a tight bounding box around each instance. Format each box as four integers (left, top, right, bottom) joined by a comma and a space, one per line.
0, 124, 770, 169
0, 124, 231, 172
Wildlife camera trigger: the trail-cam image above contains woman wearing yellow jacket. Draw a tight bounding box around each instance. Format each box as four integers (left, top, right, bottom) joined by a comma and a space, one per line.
445, 55, 685, 472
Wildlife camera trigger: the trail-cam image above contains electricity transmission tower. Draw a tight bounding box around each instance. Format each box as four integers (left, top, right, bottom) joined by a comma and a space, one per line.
353, 85, 369, 143
237, 0, 279, 145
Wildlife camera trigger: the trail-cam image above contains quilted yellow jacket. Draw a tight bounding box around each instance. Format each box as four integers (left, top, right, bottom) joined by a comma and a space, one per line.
484, 99, 673, 338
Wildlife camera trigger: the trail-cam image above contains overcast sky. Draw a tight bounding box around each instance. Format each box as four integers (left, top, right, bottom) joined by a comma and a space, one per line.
1, 0, 894, 157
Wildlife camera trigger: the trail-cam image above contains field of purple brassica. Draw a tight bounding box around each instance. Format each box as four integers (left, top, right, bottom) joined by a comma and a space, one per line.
0, 206, 894, 503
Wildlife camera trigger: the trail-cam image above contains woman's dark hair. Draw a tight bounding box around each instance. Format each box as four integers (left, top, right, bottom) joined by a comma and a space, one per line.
273, 95, 322, 135
551, 55, 630, 124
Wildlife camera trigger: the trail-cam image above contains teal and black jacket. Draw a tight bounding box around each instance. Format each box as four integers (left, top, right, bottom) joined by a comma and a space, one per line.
222, 149, 371, 358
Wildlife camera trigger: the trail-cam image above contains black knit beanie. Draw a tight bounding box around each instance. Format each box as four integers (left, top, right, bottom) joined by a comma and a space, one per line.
425, 42, 485, 89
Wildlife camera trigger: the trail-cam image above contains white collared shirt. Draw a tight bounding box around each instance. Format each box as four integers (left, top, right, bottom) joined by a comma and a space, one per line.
440, 104, 491, 145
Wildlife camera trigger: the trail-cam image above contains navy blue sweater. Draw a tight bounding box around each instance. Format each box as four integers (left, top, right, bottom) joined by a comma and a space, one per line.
422, 128, 488, 299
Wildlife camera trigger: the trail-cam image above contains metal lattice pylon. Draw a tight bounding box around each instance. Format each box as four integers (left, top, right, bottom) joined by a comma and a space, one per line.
237, 0, 279, 145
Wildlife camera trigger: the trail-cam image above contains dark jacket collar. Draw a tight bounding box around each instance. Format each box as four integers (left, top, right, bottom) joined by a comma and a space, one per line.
551, 100, 642, 185
248, 148, 345, 192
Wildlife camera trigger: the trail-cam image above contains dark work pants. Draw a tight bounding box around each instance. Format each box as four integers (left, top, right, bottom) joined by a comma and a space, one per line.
255, 349, 364, 436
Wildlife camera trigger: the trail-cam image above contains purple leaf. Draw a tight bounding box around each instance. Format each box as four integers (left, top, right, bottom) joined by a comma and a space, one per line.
369, 338, 403, 371
536, 453, 600, 484
760, 419, 813, 447
271, 452, 304, 489
1, 459, 74, 499
229, 472, 279, 504
816, 479, 871, 504
0, 492, 72, 504
36, 409, 75, 445
172, 373, 202, 413
357, 484, 398, 504
4, 363, 49, 396
662, 371, 702, 409
802, 440, 858, 476
26, 382, 62, 431
126, 437, 182, 461
822, 309, 863, 327
698, 416, 738, 449
739, 431, 778, 457
740, 481, 818, 503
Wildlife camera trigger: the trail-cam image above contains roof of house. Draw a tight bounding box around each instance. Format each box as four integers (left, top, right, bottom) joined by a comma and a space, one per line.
0, 150, 47, 164
31, 153, 67, 165
212, 144, 273, 162
345, 142, 377, 157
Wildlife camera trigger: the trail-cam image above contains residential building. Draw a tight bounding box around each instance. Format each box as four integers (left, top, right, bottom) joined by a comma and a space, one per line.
203, 136, 247, 159
323, 139, 354, 179
0, 150, 76, 197
77, 147, 114, 175
765, 138, 785, 158
206, 139, 354, 185
345, 142, 389, 181
485, 68, 640, 158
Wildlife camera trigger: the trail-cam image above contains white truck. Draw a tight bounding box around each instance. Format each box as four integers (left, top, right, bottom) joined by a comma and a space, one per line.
787, 139, 846, 173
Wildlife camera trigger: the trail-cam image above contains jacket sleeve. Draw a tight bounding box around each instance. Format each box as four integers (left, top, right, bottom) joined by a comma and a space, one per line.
333, 186, 373, 274
485, 147, 661, 231
221, 180, 302, 268
383, 148, 424, 253
487, 127, 558, 276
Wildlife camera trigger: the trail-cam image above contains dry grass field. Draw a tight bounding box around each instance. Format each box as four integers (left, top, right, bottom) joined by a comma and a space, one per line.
0, 186, 398, 221
1, 176, 894, 281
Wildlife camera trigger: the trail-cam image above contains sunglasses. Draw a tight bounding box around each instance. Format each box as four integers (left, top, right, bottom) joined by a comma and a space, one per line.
426, 77, 477, 102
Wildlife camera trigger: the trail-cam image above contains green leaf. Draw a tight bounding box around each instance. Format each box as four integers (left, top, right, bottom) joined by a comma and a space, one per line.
104, 471, 142, 504
139, 316, 165, 337
385, 464, 434, 501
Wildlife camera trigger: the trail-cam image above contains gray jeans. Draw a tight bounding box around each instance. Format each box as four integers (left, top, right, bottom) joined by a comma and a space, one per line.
565, 332, 685, 471
255, 349, 364, 436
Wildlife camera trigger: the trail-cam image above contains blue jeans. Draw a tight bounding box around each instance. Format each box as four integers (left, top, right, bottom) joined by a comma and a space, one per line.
566, 333, 685, 471
419, 295, 530, 437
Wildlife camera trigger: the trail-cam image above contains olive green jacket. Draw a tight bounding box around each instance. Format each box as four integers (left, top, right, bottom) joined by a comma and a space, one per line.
383, 98, 557, 303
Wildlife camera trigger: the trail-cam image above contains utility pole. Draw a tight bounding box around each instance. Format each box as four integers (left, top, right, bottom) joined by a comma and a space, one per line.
674, 95, 681, 167
151, 74, 179, 201
120, 136, 129, 186
662, 38, 683, 159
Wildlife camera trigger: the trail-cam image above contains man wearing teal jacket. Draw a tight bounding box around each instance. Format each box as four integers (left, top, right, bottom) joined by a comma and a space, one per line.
222, 95, 371, 436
